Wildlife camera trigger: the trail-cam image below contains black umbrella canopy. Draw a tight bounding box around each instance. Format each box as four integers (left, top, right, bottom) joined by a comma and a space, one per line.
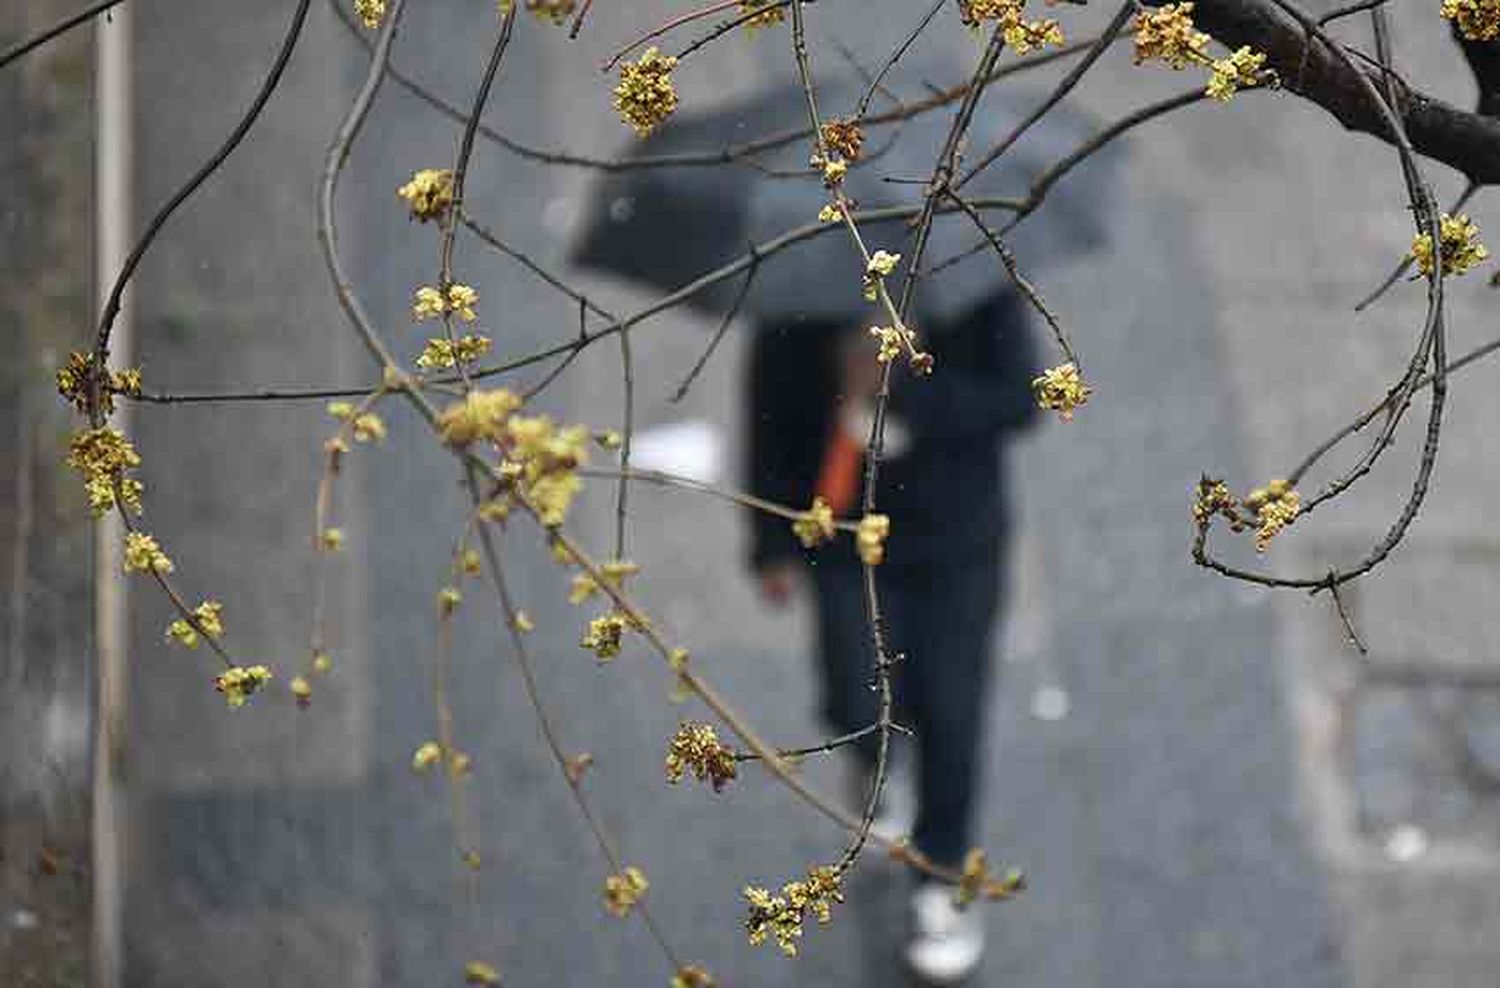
571, 55, 1124, 329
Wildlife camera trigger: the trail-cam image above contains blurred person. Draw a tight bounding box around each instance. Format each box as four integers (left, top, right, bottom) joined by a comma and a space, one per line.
746, 287, 1040, 982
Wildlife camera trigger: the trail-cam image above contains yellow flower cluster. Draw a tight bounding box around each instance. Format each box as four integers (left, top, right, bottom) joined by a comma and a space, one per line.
581, 612, 630, 661
1442, 0, 1500, 40
413, 284, 480, 322
123, 531, 173, 575
464, 961, 501, 986
614, 48, 679, 136
437, 389, 523, 446
1032, 362, 1091, 421
1206, 46, 1268, 101
603, 866, 649, 918
870, 325, 913, 364
856, 513, 890, 566
523, 0, 576, 25
352, 412, 386, 443
740, 0, 784, 30
354, 0, 385, 29
396, 168, 454, 222
1244, 479, 1299, 552
1192, 476, 1245, 532
56, 351, 141, 417
214, 665, 272, 708
671, 965, 716, 988
502, 415, 590, 526
793, 496, 836, 548
67, 427, 143, 515
1411, 213, 1490, 278
416, 334, 492, 370
568, 559, 638, 604
967, 0, 1064, 54
1133, 3, 1209, 68
665, 721, 738, 791
411, 740, 443, 772
744, 866, 844, 957
862, 250, 901, 302
818, 203, 842, 224
956, 848, 1028, 906
167, 599, 224, 649
820, 118, 865, 163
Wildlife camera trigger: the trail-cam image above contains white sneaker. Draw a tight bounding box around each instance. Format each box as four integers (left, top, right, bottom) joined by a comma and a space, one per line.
906, 882, 985, 984
846, 758, 915, 845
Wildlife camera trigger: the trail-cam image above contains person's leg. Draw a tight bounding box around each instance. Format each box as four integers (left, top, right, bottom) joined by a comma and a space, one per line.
809, 554, 903, 767
902, 554, 1004, 869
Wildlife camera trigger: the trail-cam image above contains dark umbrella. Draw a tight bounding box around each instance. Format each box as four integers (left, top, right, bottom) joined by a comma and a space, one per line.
570, 61, 1123, 328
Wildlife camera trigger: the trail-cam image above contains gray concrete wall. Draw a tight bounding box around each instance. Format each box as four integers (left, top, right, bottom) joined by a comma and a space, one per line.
0, 3, 96, 985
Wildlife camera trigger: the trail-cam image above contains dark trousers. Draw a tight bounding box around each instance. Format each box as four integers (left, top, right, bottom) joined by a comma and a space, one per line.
810, 547, 1004, 870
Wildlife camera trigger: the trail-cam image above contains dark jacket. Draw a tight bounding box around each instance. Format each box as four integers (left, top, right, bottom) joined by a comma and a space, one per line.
747, 290, 1040, 569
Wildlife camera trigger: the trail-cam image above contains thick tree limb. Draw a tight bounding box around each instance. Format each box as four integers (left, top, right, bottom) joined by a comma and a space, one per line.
1170, 0, 1500, 182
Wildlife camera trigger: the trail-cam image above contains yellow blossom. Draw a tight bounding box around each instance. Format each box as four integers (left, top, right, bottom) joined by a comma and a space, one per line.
437, 389, 522, 446
327, 401, 355, 420
582, 612, 630, 661
594, 429, 623, 450
818, 203, 841, 223
820, 157, 848, 186
862, 250, 901, 301
603, 866, 649, 917
416, 334, 492, 370
1132, 3, 1210, 68
352, 412, 386, 443
438, 586, 462, 615
1411, 213, 1490, 278
447, 284, 479, 321
521, 0, 576, 24
460, 548, 483, 575
67, 427, 143, 516
312, 651, 333, 674
870, 325, 914, 364
167, 600, 224, 650
123, 531, 173, 575
412, 741, 443, 772
1206, 46, 1268, 101
1244, 479, 1299, 551
665, 721, 738, 791
412, 283, 479, 322
354, 0, 385, 28
956, 847, 1027, 904
856, 513, 890, 566
513, 610, 535, 633
464, 961, 501, 986
319, 527, 345, 552
744, 866, 844, 956
739, 0, 784, 31
449, 751, 472, 777
820, 118, 865, 162
290, 675, 312, 707
614, 48, 679, 136
793, 496, 836, 548
1032, 362, 1091, 421
396, 168, 453, 222
214, 665, 272, 708
671, 964, 716, 988
56, 352, 142, 417
965, 0, 1063, 53
1192, 476, 1246, 532
1442, 0, 1500, 39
